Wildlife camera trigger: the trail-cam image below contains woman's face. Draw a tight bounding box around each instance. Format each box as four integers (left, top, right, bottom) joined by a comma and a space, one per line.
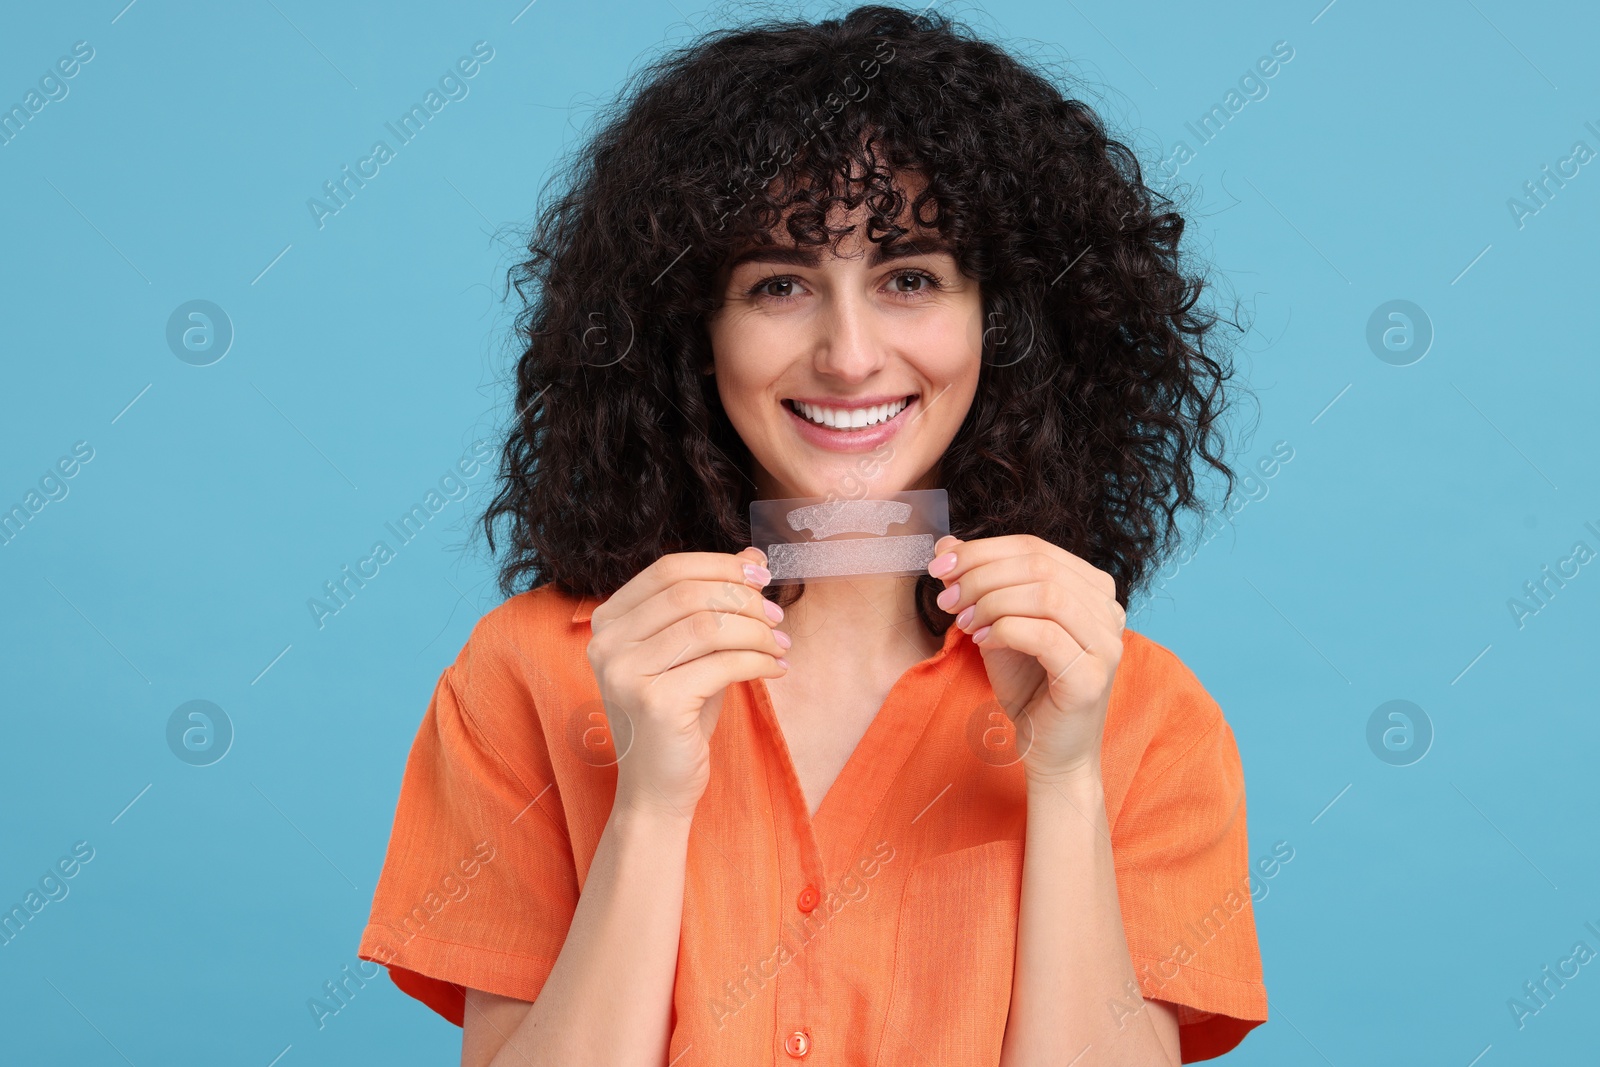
706, 192, 984, 502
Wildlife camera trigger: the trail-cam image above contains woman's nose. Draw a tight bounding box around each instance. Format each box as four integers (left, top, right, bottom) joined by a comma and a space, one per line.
811, 290, 886, 383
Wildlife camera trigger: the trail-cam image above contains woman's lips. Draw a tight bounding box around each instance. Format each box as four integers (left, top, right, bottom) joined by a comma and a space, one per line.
782, 395, 918, 453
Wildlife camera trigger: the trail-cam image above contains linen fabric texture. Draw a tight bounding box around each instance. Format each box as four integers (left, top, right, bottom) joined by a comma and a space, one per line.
357, 585, 1268, 1064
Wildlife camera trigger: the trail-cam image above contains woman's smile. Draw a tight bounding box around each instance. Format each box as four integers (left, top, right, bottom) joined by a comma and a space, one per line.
780, 392, 919, 453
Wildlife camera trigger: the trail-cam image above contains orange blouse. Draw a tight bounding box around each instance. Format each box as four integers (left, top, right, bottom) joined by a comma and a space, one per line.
357, 584, 1267, 1063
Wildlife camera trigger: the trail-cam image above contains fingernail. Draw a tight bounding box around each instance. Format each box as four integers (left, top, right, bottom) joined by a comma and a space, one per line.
971, 624, 991, 643
744, 563, 771, 587
936, 582, 961, 611
955, 605, 974, 629
764, 598, 784, 622
928, 552, 957, 578
776, 656, 790, 669
774, 630, 792, 649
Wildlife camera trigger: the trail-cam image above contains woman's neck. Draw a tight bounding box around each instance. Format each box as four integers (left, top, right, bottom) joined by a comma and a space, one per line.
778, 574, 943, 668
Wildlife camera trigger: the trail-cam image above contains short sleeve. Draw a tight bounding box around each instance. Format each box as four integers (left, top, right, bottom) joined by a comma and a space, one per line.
357, 628, 582, 1026
1111, 655, 1268, 1061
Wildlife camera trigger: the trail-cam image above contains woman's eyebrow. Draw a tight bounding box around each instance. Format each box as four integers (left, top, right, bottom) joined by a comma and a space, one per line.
724, 237, 956, 273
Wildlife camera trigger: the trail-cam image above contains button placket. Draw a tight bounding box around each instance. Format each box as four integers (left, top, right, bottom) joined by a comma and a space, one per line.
747, 677, 837, 1065
746, 635, 973, 1064
779, 862, 824, 1059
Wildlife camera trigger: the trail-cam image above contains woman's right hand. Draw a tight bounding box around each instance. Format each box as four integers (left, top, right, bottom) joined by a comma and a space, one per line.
585, 546, 789, 819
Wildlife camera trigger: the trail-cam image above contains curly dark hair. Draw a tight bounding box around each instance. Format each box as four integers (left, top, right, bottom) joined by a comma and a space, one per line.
480, 2, 1250, 636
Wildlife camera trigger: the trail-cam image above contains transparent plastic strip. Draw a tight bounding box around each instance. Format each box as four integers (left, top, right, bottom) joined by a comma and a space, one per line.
749, 489, 950, 585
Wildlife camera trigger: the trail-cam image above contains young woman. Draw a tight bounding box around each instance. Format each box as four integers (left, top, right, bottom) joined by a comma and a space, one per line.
358, 6, 1266, 1065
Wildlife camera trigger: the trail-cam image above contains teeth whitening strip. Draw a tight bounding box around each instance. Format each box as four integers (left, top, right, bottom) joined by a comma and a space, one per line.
749, 488, 950, 584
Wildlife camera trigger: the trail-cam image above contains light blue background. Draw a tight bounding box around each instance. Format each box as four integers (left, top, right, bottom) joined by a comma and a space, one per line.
2, 0, 1596, 1063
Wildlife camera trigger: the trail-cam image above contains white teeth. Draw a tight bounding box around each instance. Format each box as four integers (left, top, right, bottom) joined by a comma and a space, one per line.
791, 396, 910, 430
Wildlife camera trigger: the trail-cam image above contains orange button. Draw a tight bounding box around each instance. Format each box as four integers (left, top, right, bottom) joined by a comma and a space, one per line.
783, 1029, 811, 1057
796, 884, 820, 913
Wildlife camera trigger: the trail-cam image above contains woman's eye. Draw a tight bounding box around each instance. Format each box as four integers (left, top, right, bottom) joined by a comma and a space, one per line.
745, 269, 943, 302
889, 270, 939, 294
748, 276, 800, 300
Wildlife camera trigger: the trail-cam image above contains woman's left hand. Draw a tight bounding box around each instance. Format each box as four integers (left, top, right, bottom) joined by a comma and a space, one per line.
927, 533, 1126, 785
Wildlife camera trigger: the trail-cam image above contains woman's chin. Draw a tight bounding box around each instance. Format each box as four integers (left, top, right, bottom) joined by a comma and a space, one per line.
760, 469, 913, 501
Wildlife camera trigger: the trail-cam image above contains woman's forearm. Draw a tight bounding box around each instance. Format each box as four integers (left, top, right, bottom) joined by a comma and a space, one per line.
487, 798, 692, 1067
1000, 772, 1176, 1067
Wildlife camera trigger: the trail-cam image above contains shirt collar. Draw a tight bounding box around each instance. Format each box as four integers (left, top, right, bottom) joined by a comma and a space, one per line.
570, 596, 601, 623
